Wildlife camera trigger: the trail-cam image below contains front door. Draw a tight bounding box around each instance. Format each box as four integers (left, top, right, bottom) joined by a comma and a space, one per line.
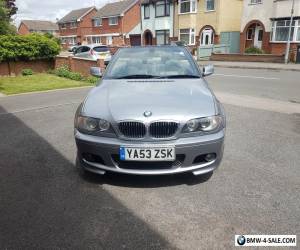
254, 26, 263, 49
201, 28, 214, 46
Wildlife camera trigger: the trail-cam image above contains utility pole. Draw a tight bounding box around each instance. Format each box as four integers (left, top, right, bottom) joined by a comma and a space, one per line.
284, 0, 295, 64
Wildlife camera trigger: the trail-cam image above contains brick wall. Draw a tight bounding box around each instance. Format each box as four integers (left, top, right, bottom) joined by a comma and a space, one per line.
59, 8, 97, 44
122, 2, 141, 33
79, 9, 98, 43
211, 53, 284, 63
270, 43, 298, 62
55, 56, 105, 76
18, 23, 30, 35
0, 59, 54, 76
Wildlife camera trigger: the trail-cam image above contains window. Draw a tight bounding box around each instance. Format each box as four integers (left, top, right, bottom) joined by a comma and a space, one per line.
206, 0, 215, 11
60, 36, 76, 45
93, 46, 109, 53
93, 18, 102, 27
60, 24, 66, 29
155, 1, 170, 17
105, 47, 200, 79
179, 0, 196, 14
92, 36, 101, 44
250, 0, 262, 4
156, 30, 170, 45
75, 46, 90, 54
144, 4, 150, 19
271, 20, 300, 42
179, 28, 195, 45
107, 36, 113, 45
247, 28, 254, 40
70, 22, 77, 29
109, 17, 118, 25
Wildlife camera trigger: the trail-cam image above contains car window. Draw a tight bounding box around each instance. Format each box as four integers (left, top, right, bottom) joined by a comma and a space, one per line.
74, 46, 82, 54
81, 46, 90, 53
105, 47, 200, 79
93, 46, 109, 53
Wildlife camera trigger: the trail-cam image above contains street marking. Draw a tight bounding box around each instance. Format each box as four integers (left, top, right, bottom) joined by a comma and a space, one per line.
0, 102, 80, 116
214, 73, 280, 80
215, 92, 300, 114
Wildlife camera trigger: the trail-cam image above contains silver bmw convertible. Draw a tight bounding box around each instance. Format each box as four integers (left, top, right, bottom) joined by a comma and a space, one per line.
74, 46, 225, 176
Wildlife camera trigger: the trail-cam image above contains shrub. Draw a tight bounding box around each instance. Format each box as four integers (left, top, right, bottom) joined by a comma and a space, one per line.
0, 33, 60, 62
245, 47, 265, 54
21, 69, 33, 76
68, 71, 83, 81
85, 76, 98, 84
54, 66, 84, 81
55, 65, 70, 78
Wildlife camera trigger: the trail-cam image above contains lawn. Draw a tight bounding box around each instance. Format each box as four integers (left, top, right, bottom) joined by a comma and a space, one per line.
0, 73, 94, 95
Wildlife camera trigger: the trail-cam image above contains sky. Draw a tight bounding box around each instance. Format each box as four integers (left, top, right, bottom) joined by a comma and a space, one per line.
13, 0, 109, 26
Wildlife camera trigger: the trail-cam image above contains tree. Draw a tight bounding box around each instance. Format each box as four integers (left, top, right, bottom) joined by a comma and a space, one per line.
0, 0, 16, 35
5, 0, 17, 18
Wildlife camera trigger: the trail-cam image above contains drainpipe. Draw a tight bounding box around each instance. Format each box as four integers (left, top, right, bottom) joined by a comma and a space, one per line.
173, 0, 175, 41
284, 0, 295, 64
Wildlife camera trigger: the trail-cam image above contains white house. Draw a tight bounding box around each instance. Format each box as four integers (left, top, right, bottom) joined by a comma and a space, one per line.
140, 0, 174, 45
240, 0, 300, 58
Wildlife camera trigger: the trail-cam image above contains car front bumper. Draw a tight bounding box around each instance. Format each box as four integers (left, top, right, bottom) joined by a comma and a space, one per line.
75, 130, 225, 176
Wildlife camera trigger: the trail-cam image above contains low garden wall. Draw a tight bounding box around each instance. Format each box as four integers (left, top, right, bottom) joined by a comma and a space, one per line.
0, 59, 55, 76
55, 56, 105, 77
210, 53, 285, 63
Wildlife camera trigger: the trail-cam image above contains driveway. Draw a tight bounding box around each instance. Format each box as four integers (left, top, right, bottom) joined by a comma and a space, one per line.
0, 68, 299, 249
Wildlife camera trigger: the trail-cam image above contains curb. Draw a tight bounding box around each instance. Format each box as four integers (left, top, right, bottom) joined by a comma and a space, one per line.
198, 61, 300, 72
211, 64, 300, 72
0, 86, 93, 98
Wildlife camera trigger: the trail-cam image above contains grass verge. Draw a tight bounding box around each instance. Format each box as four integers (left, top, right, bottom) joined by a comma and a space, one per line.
0, 73, 94, 95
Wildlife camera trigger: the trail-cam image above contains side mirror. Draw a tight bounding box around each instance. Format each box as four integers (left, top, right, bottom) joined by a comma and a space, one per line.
202, 64, 214, 77
90, 67, 102, 77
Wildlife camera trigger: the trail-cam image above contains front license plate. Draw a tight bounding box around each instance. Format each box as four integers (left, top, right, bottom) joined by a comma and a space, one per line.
119, 147, 175, 161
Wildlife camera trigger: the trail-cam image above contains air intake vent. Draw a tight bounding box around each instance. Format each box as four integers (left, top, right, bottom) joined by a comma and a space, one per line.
118, 121, 146, 138
149, 122, 178, 138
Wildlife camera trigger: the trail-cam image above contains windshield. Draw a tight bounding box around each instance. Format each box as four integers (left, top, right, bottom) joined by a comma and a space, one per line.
93, 46, 109, 53
104, 47, 200, 79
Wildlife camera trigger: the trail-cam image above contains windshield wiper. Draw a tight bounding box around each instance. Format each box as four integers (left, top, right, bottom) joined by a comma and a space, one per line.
159, 75, 201, 79
115, 74, 160, 79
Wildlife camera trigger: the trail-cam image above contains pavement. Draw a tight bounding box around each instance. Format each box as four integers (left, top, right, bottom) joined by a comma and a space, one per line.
0, 68, 299, 249
199, 60, 300, 72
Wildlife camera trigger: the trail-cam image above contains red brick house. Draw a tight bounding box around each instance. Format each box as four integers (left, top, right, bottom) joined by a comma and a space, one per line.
58, 6, 97, 46
88, 0, 141, 46
18, 20, 58, 36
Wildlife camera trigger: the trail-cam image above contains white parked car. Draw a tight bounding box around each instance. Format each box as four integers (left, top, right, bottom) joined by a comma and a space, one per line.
73, 44, 112, 65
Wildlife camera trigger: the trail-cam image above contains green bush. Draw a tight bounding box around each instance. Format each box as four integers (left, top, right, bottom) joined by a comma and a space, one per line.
85, 76, 98, 84
53, 66, 99, 84
54, 66, 84, 81
55, 65, 70, 78
245, 47, 265, 54
0, 33, 60, 62
68, 71, 83, 81
21, 68, 33, 76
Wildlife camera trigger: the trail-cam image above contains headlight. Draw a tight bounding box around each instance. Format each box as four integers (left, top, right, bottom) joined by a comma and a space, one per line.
76, 116, 111, 133
183, 116, 223, 133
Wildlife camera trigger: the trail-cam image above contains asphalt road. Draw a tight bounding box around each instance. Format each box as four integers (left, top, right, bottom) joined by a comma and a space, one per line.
0, 68, 299, 249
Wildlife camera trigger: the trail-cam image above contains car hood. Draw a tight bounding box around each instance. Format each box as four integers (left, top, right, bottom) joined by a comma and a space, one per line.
83, 79, 216, 121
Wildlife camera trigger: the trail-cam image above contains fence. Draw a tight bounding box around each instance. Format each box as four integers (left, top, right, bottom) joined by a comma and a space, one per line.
197, 44, 230, 60
55, 56, 105, 77
210, 53, 285, 63
0, 59, 54, 76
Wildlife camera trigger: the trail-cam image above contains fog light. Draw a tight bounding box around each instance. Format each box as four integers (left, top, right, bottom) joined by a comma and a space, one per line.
205, 153, 216, 162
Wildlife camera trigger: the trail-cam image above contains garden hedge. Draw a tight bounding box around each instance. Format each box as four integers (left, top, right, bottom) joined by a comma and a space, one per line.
0, 33, 60, 62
